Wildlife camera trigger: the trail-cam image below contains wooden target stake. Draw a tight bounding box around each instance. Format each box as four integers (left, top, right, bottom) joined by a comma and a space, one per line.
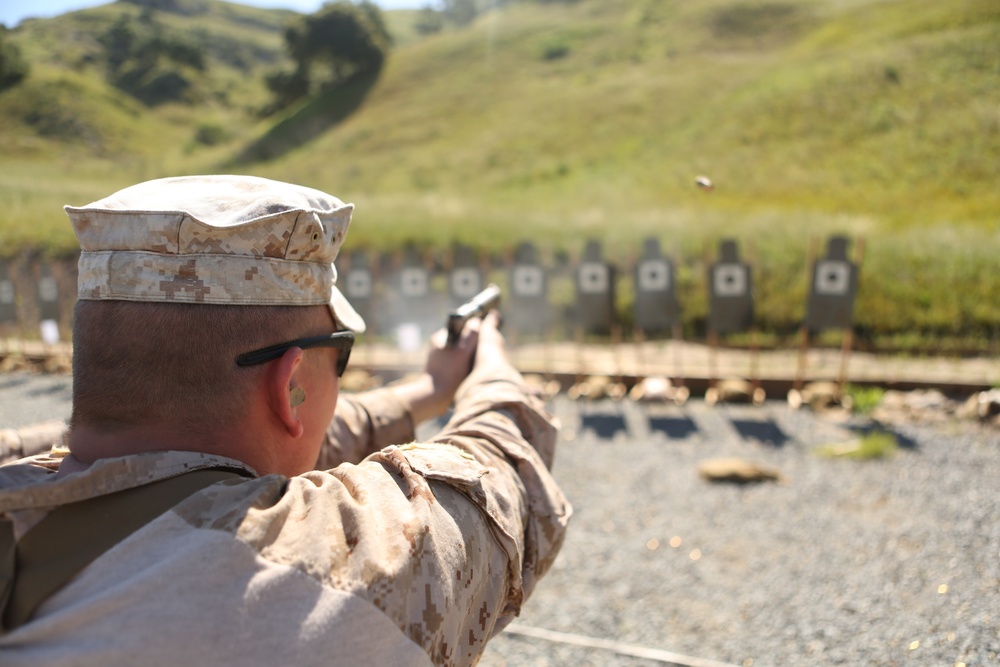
542, 325, 560, 395
572, 324, 587, 396
793, 325, 810, 393
575, 325, 584, 382
0, 327, 11, 368
835, 328, 854, 401
745, 241, 764, 404
703, 240, 719, 393
793, 237, 820, 393
749, 327, 765, 404
671, 321, 686, 390
610, 322, 625, 400
707, 329, 719, 391
834, 237, 865, 400
633, 326, 647, 380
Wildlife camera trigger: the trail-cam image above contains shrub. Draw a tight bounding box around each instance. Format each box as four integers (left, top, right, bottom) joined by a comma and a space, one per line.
0, 27, 29, 91
193, 123, 230, 146
541, 39, 570, 61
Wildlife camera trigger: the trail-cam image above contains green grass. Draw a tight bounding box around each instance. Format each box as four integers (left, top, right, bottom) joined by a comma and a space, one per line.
815, 431, 899, 460
843, 384, 886, 415
0, 0, 998, 347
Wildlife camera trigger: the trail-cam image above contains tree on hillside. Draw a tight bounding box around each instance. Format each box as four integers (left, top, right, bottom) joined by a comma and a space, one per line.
266, 1, 390, 111
287, 1, 389, 82
0, 26, 29, 91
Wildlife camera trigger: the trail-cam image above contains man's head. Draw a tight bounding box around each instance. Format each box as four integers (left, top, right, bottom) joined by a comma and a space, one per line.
65, 175, 363, 474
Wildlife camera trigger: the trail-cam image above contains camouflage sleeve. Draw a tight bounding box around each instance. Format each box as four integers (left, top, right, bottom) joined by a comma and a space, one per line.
420, 362, 571, 624
316, 389, 417, 469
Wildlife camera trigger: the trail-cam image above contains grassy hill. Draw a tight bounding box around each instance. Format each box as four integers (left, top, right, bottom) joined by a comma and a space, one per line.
1, 0, 998, 348
0, 0, 294, 247
256, 0, 999, 227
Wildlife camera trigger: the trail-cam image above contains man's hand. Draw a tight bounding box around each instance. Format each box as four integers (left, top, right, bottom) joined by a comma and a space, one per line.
390, 312, 512, 424
423, 315, 483, 412
391, 316, 482, 424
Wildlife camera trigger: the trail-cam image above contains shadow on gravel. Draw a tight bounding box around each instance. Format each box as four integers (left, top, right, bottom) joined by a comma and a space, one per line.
729, 418, 790, 447
28, 383, 72, 398
0, 376, 29, 390
649, 416, 699, 440
580, 413, 627, 440
849, 422, 920, 450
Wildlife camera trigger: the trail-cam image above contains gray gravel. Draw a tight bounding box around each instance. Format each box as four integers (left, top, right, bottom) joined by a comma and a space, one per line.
0, 372, 73, 428
480, 398, 1000, 667
2, 373, 998, 666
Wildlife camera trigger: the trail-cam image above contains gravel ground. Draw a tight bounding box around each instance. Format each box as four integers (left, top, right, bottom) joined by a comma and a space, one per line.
479, 398, 1000, 667
0, 372, 73, 428
2, 373, 997, 666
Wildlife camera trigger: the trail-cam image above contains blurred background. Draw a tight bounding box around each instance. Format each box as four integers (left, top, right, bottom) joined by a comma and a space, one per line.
0, 0, 998, 356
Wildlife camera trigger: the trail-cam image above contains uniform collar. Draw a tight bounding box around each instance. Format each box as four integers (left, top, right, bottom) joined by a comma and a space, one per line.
0, 450, 257, 513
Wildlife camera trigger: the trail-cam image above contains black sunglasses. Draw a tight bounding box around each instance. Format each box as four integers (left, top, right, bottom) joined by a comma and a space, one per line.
235, 331, 355, 377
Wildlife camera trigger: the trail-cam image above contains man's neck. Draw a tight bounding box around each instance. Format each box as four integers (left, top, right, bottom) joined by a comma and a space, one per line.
67, 423, 254, 469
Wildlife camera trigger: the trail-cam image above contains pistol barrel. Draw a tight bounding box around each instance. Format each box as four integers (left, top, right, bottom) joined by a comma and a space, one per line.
447, 283, 501, 346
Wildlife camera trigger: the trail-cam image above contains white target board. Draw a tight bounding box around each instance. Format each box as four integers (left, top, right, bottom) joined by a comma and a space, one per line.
39, 276, 58, 303
512, 265, 544, 297
345, 269, 372, 299
578, 263, 609, 295
713, 264, 747, 297
450, 267, 481, 299
806, 237, 859, 332
814, 260, 851, 296
0, 274, 15, 326
400, 268, 428, 298
638, 259, 671, 292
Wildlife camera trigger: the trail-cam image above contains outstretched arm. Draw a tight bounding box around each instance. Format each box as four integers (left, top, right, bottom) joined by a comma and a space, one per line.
317, 320, 481, 469
288, 312, 568, 665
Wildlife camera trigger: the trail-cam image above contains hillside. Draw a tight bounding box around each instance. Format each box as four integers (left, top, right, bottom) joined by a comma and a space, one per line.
0, 0, 299, 253
252, 0, 1000, 242
2, 0, 292, 156
1, 0, 998, 345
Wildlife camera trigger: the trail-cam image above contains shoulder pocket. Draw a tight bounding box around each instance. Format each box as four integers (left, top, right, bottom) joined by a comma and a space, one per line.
393, 443, 486, 487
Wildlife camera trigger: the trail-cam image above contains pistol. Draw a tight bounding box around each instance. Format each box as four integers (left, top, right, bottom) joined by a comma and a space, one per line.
447, 283, 501, 347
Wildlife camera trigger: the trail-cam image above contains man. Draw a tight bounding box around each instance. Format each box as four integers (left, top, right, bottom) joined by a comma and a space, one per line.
0, 175, 571, 666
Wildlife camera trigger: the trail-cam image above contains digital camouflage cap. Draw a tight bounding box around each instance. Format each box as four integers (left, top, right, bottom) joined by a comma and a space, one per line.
65, 175, 365, 333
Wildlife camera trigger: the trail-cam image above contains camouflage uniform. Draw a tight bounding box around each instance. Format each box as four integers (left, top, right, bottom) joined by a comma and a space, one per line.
0, 175, 571, 665
0, 359, 569, 666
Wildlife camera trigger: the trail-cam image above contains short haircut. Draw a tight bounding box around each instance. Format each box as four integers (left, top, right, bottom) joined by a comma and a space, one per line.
71, 301, 328, 434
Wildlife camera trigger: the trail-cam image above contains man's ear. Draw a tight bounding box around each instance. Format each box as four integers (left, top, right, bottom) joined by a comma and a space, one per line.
267, 347, 305, 438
